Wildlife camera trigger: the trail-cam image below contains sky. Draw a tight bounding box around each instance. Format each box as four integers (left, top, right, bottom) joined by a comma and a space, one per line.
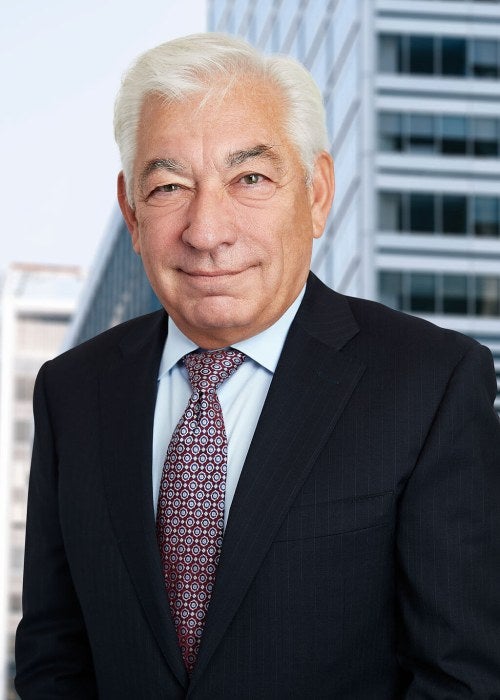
0, 0, 207, 275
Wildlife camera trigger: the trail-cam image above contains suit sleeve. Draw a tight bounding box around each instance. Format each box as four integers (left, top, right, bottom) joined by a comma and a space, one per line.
396, 342, 500, 698
15, 363, 98, 699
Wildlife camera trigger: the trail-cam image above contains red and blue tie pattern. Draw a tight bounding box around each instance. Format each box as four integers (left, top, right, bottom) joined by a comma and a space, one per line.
156, 348, 246, 673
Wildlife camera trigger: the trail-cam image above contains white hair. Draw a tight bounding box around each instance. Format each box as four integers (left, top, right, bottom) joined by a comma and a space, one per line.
114, 33, 329, 205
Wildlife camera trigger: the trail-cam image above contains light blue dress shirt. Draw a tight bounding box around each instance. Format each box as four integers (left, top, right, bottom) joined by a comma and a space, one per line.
152, 286, 306, 527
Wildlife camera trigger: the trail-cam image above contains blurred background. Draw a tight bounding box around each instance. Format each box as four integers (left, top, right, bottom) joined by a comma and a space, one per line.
1, 1, 500, 696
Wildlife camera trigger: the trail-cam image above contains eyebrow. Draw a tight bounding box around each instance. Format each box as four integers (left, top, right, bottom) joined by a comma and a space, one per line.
139, 144, 284, 189
139, 158, 185, 190
225, 144, 284, 171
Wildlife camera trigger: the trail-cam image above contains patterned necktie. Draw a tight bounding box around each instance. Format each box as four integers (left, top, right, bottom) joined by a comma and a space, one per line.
156, 348, 246, 673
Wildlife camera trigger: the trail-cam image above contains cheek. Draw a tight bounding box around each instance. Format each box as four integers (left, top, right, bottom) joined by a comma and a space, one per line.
242, 209, 287, 250
136, 212, 183, 254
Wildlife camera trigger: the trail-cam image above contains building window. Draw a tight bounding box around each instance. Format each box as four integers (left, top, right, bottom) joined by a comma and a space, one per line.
15, 376, 35, 402
409, 35, 434, 74
379, 111, 500, 158
473, 118, 499, 156
10, 546, 25, 570
9, 593, 22, 613
379, 271, 403, 309
379, 34, 402, 72
379, 272, 500, 317
379, 112, 402, 151
471, 39, 499, 78
379, 34, 500, 79
443, 275, 469, 314
409, 114, 435, 153
409, 193, 435, 232
409, 273, 436, 312
379, 191, 500, 238
379, 191, 403, 230
442, 37, 467, 76
442, 195, 467, 234
16, 314, 70, 354
14, 420, 32, 444
475, 277, 500, 315
442, 116, 467, 155
474, 197, 500, 237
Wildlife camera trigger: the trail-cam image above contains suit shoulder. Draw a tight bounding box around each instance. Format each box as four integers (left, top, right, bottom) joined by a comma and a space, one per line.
336, 293, 497, 404
42, 310, 167, 378
344, 293, 480, 363
302, 274, 481, 367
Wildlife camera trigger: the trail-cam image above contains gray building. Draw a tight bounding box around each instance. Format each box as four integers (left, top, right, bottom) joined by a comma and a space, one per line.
67, 0, 500, 412
0, 264, 84, 700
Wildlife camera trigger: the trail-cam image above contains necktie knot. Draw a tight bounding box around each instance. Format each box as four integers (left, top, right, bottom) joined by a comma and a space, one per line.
183, 348, 246, 393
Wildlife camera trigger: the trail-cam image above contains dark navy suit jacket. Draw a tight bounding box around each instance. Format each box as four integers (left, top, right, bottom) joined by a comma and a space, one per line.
15, 273, 500, 698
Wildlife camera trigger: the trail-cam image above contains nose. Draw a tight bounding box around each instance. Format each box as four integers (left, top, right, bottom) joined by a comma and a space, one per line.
182, 184, 237, 251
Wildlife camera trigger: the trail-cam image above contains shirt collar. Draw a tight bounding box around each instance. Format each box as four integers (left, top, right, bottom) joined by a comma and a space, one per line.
158, 285, 306, 379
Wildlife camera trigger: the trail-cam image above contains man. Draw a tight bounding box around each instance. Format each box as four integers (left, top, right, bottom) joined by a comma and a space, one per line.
15, 33, 500, 698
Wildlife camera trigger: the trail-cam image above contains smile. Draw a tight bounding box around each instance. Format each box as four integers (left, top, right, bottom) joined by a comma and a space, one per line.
180, 268, 253, 278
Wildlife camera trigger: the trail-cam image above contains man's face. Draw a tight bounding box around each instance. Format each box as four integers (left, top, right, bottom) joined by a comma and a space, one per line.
118, 78, 334, 348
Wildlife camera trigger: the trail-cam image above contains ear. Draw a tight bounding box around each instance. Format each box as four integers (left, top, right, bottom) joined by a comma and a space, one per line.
117, 171, 141, 254
309, 151, 335, 239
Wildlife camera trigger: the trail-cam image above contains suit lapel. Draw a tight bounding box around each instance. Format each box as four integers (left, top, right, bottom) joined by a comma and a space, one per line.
98, 311, 188, 688
190, 275, 366, 686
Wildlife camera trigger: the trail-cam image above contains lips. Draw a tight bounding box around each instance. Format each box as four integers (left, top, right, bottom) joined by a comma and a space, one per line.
181, 268, 249, 277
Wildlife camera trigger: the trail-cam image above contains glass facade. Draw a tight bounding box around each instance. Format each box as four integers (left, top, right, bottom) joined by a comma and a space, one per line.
374, 5, 500, 412
67, 216, 161, 348
379, 112, 500, 157
379, 34, 500, 78
379, 191, 500, 238
379, 271, 500, 318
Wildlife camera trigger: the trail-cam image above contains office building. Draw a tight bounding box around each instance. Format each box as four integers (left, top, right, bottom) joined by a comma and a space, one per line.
0, 263, 84, 699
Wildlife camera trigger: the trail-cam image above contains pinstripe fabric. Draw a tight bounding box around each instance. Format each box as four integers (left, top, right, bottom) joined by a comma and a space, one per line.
16, 274, 500, 699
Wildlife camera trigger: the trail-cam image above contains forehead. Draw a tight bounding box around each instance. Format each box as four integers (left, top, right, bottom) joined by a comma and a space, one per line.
135, 77, 295, 166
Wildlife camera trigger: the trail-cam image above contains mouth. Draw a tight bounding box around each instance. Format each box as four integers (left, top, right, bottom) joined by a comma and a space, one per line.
180, 268, 252, 278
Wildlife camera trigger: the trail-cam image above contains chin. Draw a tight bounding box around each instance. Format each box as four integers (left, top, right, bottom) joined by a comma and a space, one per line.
194, 311, 251, 332
183, 299, 256, 339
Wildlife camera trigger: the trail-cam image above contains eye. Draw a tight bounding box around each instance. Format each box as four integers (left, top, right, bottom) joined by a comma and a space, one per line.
143, 181, 192, 209
229, 171, 277, 202
152, 183, 180, 194
240, 173, 265, 185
